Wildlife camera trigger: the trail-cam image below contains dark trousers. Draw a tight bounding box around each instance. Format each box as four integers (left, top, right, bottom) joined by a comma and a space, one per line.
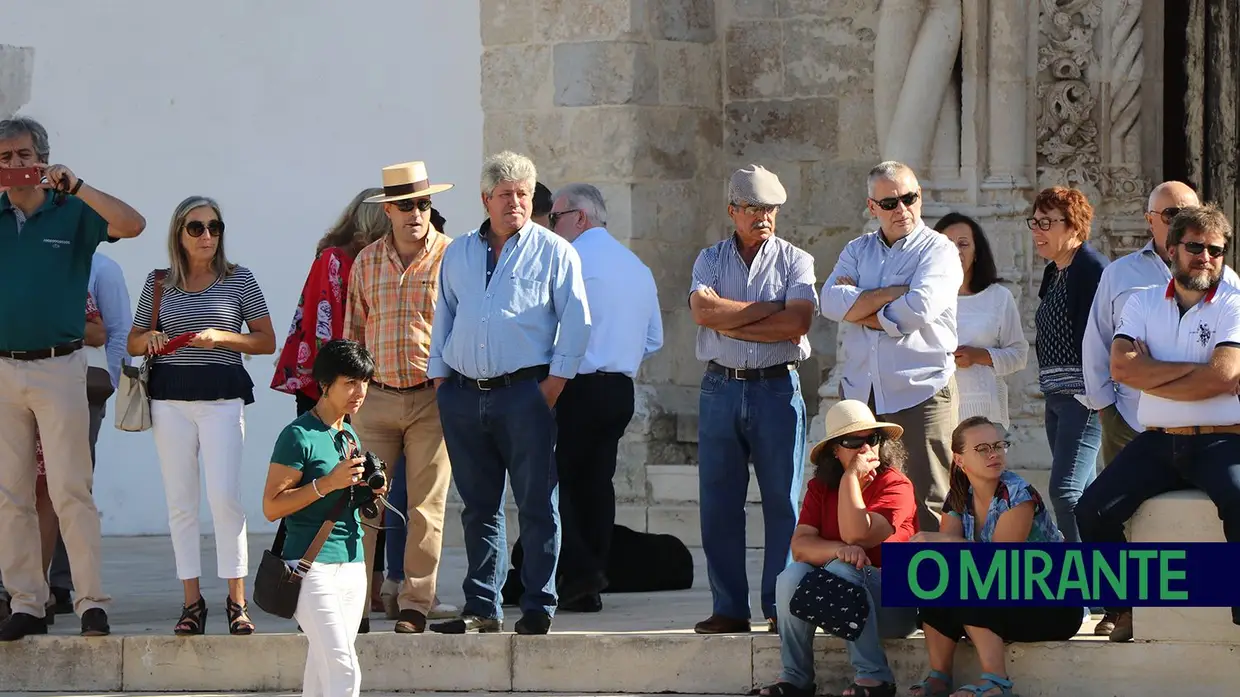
438, 375, 560, 619
919, 604, 1083, 643
1075, 430, 1240, 623
46, 400, 106, 592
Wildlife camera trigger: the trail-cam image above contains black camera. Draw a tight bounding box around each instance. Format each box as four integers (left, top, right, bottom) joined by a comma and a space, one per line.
360, 451, 387, 490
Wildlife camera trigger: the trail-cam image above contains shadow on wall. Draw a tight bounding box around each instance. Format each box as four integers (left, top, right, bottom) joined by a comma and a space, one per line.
0, 45, 35, 118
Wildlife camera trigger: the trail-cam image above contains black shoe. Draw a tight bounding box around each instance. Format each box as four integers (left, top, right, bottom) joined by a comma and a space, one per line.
358, 617, 370, 634
559, 593, 602, 613
0, 612, 48, 641
81, 608, 110, 637
514, 611, 552, 635
0, 595, 10, 623
558, 571, 608, 607
394, 609, 427, 634
50, 587, 74, 615
429, 614, 502, 634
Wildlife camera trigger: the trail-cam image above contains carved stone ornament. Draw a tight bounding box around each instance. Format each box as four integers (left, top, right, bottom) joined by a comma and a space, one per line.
1036, 0, 1103, 174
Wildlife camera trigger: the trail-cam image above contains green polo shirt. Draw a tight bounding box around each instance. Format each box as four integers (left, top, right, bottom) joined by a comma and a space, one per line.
270, 412, 364, 564
0, 191, 113, 351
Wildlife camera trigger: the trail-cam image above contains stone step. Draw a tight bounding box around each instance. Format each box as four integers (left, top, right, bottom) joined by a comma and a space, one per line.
1, 631, 1235, 695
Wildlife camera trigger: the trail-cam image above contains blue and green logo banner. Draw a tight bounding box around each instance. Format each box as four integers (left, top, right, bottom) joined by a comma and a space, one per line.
880, 543, 1240, 607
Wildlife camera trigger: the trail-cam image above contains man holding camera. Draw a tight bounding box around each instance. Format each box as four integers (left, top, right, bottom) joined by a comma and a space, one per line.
0, 116, 146, 640
344, 161, 454, 634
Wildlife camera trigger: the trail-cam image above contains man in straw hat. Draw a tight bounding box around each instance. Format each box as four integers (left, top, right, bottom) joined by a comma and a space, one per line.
427, 151, 590, 636
688, 164, 818, 634
343, 161, 454, 634
755, 399, 917, 697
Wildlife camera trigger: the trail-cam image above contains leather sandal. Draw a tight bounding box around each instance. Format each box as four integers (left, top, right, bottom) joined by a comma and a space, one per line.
226, 597, 255, 635
909, 670, 953, 697
749, 681, 815, 696
841, 681, 896, 697
174, 597, 207, 636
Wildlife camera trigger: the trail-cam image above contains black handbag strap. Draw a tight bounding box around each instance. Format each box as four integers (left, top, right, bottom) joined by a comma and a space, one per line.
273, 493, 349, 575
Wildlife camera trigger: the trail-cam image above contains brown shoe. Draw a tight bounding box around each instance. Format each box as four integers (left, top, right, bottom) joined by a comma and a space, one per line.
694, 614, 751, 634
394, 609, 427, 634
767, 617, 778, 633
1109, 611, 1133, 642
1094, 612, 1117, 636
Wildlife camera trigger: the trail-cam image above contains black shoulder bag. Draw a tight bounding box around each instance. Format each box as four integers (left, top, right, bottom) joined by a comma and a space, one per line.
253, 496, 348, 619
788, 565, 872, 642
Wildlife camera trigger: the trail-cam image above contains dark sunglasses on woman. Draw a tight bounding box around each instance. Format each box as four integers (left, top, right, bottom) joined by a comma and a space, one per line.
185, 220, 225, 238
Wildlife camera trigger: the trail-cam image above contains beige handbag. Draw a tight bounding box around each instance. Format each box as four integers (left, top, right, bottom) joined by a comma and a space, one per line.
115, 271, 166, 432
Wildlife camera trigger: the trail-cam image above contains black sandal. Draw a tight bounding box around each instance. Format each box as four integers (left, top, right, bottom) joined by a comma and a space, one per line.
173, 597, 207, 636
226, 597, 255, 635
841, 681, 897, 697
748, 681, 815, 696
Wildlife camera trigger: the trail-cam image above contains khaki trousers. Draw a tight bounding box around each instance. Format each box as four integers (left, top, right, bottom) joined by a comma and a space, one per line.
351, 384, 451, 616
871, 379, 959, 533
1098, 404, 1138, 468
0, 351, 110, 617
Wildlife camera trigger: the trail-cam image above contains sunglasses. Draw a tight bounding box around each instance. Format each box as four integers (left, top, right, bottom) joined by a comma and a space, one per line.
869, 192, 919, 211
548, 209, 580, 227
1180, 241, 1228, 258
185, 220, 224, 238
837, 433, 883, 450
1150, 206, 1182, 225
971, 440, 1011, 455
393, 198, 432, 213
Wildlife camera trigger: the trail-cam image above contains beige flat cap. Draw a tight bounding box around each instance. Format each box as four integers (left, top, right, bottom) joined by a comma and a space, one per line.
728, 164, 787, 206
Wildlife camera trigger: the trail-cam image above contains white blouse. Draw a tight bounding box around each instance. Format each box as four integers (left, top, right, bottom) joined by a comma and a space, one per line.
955, 284, 1030, 427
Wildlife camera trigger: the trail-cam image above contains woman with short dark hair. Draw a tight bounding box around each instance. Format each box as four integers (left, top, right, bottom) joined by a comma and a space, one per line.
263, 339, 382, 697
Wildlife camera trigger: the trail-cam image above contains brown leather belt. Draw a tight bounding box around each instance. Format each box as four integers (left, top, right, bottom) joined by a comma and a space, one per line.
1146, 425, 1240, 436
372, 380, 432, 393
0, 339, 84, 361
707, 361, 796, 381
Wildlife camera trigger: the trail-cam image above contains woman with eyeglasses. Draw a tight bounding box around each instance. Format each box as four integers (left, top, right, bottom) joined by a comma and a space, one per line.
128, 195, 276, 635
755, 400, 918, 697
934, 213, 1029, 428
263, 339, 382, 697
908, 416, 1082, 697
1026, 187, 1108, 543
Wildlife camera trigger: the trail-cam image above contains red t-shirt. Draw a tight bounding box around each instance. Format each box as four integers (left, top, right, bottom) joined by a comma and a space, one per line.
796, 467, 919, 567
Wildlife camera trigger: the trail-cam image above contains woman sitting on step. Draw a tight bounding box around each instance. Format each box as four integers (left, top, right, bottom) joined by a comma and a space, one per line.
754, 400, 919, 697
908, 416, 1084, 697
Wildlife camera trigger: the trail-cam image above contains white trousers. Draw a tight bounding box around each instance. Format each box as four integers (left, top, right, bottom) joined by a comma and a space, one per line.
294, 561, 367, 697
151, 398, 248, 580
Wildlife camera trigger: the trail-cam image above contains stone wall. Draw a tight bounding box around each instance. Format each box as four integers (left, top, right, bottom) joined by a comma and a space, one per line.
0, 44, 34, 117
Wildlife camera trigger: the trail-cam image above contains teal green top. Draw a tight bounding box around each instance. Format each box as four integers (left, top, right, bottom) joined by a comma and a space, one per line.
269, 412, 364, 564
0, 191, 113, 351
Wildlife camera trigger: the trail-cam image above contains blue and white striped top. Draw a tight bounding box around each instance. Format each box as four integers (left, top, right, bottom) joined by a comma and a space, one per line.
688, 235, 818, 369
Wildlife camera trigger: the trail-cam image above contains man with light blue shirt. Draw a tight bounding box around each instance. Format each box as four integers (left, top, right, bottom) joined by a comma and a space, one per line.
688, 164, 817, 635
1080, 181, 1240, 469
427, 151, 590, 636
820, 161, 962, 533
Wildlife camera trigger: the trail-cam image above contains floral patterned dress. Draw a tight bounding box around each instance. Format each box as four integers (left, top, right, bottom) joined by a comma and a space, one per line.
945, 469, 1064, 543
270, 247, 354, 401
37, 293, 101, 478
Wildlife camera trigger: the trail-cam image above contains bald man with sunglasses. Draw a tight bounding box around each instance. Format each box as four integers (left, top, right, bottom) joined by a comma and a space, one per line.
820, 161, 963, 533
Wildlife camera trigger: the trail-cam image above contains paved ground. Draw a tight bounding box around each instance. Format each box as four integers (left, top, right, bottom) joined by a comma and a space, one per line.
0, 693, 734, 696
26, 534, 1103, 637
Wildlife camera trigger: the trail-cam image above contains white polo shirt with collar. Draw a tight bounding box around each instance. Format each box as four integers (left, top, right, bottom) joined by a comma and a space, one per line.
1115, 279, 1240, 428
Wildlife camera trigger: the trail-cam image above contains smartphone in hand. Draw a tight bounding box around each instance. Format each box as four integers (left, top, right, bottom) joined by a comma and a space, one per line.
0, 167, 43, 188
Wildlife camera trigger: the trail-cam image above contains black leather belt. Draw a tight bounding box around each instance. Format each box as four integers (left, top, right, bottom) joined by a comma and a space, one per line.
455, 364, 549, 391
0, 339, 83, 361
372, 380, 432, 393
707, 360, 796, 381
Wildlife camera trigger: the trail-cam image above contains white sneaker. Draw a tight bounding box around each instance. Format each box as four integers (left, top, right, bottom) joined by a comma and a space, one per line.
428, 599, 460, 620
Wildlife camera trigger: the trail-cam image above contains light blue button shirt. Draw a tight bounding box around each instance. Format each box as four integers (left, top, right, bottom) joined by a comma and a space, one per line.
88, 252, 133, 388
1079, 240, 1240, 430
820, 222, 962, 414
429, 219, 591, 381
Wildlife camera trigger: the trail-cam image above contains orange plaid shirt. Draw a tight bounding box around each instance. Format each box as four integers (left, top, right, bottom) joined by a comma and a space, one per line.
344, 232, 448, 388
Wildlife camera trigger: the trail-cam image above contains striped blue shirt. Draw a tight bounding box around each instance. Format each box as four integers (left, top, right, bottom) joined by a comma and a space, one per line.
689, 235, 818, 369
428, 219, 591, 380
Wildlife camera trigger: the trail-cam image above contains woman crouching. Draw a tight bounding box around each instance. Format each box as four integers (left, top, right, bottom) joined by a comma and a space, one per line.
755, 400, 919, 697
908, 416, 1083, 697
262, 339, 382, 697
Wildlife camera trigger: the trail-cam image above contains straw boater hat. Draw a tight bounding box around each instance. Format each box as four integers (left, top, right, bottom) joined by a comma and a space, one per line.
808, 400, 904, 463
364, 161, 454, 203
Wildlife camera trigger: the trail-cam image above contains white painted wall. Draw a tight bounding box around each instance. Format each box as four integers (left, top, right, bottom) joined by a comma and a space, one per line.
0, 0, 483, 535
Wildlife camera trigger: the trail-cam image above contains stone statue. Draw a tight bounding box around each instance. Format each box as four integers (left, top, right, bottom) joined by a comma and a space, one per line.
0, 45, 35, 118
874, 0, 964, 170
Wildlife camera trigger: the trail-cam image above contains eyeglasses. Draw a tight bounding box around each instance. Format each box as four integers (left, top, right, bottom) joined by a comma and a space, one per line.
548, 209, 580, 227
971, 440, 1011, 455
1026, 217, 1066, 231
392, 198, 432, 213
185, 220, 224, 238
869, 192, 919, 211
837, 433, 883, 450
1180, 241, 1228, 258
1149, 207, 1182, 225
731, 203, 780, 216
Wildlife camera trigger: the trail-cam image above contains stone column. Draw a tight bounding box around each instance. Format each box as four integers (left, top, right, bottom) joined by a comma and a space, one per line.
982, 0, 1031, 190
0, 45, 35, 118
480, 0, 722, 508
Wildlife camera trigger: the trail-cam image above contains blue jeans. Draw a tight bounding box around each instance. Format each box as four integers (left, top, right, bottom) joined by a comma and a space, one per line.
775, 561, 917, 688
1043, 393, 1102, 542
698, 368, 805, 620
384, 456, 408, 582
437, 376, 560, 619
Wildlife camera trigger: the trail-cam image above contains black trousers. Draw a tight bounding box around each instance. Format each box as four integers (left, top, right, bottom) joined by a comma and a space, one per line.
919, 604, 1082, 643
